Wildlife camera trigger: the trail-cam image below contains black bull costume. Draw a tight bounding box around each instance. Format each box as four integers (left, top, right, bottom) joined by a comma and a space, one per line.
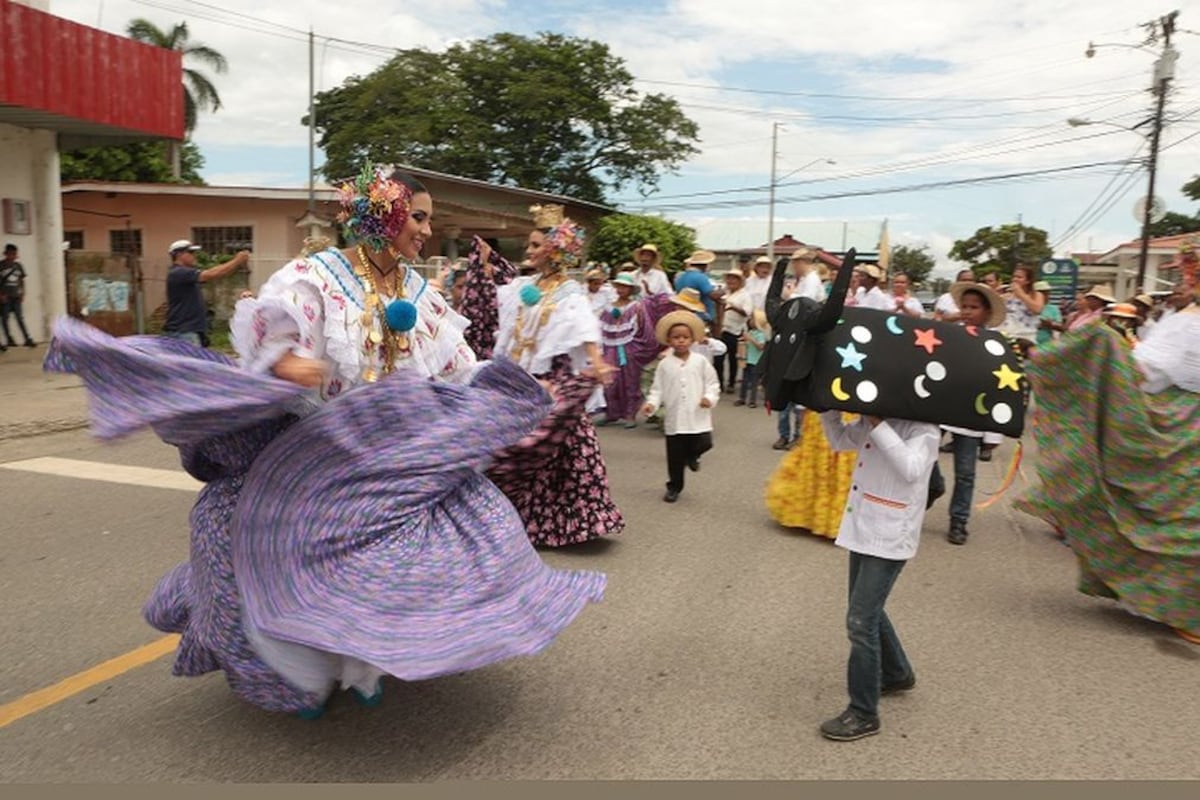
761, 250, 1029, 438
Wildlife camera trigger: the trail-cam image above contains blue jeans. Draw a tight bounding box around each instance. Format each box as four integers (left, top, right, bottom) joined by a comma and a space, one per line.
950, 434, 979, 524
846, 551, 912, 720
777, 403, 802, 440
161, 330, 204, 347
1, 299, 33, 346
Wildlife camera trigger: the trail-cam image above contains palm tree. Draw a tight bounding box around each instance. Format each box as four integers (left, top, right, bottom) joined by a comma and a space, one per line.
126, 19, 228, 177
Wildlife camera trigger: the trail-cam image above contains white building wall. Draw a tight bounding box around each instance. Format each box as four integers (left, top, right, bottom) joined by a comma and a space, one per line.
0, 122, 65, 343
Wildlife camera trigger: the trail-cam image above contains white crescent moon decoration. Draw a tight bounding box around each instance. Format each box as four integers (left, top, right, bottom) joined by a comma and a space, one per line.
851, 325, 873, 344
984, 339, 1007, 357
857, 380, 879, 403
926, 361, 947, 382
913, 374, 931, 399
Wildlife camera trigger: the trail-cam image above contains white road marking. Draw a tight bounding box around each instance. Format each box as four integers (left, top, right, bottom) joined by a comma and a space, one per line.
0, 457, 201, 492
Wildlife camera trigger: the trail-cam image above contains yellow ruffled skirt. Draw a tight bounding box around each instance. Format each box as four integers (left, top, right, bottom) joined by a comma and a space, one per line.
764, 411, 856, 538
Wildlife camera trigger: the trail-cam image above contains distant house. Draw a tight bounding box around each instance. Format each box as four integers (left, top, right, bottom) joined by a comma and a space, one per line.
693, 220, 883, 274
61, 168, 612, 327
1083, 232, 1197, 298
0, 0, 182, 341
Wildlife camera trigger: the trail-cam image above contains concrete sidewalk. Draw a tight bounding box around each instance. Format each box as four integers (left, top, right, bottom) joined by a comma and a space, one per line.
0, 342, 88, 441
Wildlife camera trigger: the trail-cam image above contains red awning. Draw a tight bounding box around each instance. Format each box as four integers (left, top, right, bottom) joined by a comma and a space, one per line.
0, 0, 183, 147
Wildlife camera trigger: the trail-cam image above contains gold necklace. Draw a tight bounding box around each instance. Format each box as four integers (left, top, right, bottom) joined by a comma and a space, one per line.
354, 245, 411, 381
511, 270, 566, 362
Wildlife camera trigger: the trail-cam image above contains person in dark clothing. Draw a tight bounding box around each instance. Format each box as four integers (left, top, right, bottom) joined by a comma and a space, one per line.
163, 239, 249, 346
1, 243, 35, 350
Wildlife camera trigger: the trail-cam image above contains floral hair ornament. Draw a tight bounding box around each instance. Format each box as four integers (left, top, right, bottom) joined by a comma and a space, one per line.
530, 204, 586, 272
335, 162, 414, 253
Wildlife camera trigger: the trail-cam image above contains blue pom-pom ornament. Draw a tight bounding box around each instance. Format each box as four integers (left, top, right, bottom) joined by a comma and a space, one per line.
384, 299, 418, 333
519, 284, 543, 306
610, 307, 622, 320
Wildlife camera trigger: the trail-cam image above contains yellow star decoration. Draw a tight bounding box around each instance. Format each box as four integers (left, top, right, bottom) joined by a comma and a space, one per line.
993, 363, 1023, 391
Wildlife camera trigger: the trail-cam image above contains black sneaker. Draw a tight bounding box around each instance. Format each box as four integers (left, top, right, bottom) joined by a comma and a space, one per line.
948, 520, 969, 545
687, 458, 700, 472
663, 488, 680, 503
881, 674, 916, 696
772, 437, 789, 450
820, 709, 880, 741
978, 447, 993, 462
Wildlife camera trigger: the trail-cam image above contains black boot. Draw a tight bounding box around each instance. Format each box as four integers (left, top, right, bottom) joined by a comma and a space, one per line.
948, 519, 969, 545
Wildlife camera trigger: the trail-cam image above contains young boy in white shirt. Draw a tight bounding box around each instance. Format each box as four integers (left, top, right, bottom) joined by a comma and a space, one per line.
642, 311, 722, 503
818, 411, 941, 741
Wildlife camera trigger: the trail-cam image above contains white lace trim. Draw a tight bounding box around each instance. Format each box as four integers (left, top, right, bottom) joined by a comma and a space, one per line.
1134, 308, 1200, 394
495, 276, 600, 376
231, 249, 477, 399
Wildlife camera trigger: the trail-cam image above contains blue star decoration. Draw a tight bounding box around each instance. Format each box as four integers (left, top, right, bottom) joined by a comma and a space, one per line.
836, 342, 868, 372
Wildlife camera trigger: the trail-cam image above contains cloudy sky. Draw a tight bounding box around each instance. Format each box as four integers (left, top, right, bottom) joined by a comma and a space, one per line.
53, 0, 1200, 276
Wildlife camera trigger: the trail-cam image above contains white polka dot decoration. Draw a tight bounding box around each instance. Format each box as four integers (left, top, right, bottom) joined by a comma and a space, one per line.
856, 381, 879, 403
925, 361, 947, 382
851, 326, 873, 344
992, 403, 1013, 425
984, 339, 1007, 357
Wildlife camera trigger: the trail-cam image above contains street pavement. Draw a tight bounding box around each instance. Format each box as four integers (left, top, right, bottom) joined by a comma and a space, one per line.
1, 347, 1198, 781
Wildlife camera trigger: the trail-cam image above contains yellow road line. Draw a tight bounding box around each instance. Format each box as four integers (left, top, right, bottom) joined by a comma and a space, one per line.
0, 634, 180, 730
0, 457, 201, 492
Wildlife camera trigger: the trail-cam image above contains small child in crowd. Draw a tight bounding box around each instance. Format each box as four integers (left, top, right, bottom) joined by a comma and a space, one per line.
641, 311, 721, 503
818, 410, 941, 742
735, 310, 769, 409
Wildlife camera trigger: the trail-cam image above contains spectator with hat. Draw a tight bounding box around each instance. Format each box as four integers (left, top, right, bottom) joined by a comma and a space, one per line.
852, 263, 891, 311
163, 239, 250, 347
1065, 284, 1115, 333
745, 255, 775, 312
673, 249, 725, 323
717, 269, 751, 394
585, 268, 616, 317
632, 243, 673, 297
1102, 301, 1141, 343
785, 248, 825, 303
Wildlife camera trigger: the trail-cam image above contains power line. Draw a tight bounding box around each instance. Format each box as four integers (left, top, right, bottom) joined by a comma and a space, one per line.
634, 78, 1140, 104
623, 160, 1135, 213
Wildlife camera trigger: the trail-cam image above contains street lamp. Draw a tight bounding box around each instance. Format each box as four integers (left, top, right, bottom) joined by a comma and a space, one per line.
765, 124, 835, 263
1076, 11, 1179, 292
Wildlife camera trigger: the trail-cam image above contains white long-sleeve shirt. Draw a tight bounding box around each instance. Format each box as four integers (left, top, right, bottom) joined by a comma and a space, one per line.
645, 351, 721, 435
821, 412, 940, 561
635, 267, 673, 297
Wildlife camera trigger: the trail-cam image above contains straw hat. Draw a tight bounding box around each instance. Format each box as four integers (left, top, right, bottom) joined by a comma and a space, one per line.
754, 255, 773, 265
751, 309, 769, 333
1132, 293, 1154, 308
611, 272, 640, 292
655, 310, 706, 345
790, 247, 817, 262
854, 263, 885, 282
685, 249, 717, 266
949, 281, 1007, 328
1103, 302, 1139, 319
584, 268, 607, 282
670, 287, 707, 313
723, 270, 745, 284
1084, 284, 1116, 303
1032, 280, 1052, 292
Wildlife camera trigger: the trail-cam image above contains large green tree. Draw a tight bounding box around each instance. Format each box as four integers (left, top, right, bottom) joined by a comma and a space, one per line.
1146, 210, 1200, 238
310, 33, 700, 204
587, 213, 696, 273
888, 244, 936, 287
61, 140, 205, 184
948, 224, 1052, 279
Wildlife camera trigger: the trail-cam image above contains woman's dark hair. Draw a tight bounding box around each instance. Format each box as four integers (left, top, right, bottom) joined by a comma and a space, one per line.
385, 170, 428, 195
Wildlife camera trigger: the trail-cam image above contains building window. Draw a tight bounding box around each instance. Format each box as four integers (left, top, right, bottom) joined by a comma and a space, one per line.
64, 230, 85, 250
191, 226, 253, 256
110, 229, 143, 256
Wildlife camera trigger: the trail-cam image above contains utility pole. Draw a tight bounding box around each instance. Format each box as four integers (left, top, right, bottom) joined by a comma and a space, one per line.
308, 28, 316, 215
766, 122, 779, 263
1136, 10, 1178, 293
